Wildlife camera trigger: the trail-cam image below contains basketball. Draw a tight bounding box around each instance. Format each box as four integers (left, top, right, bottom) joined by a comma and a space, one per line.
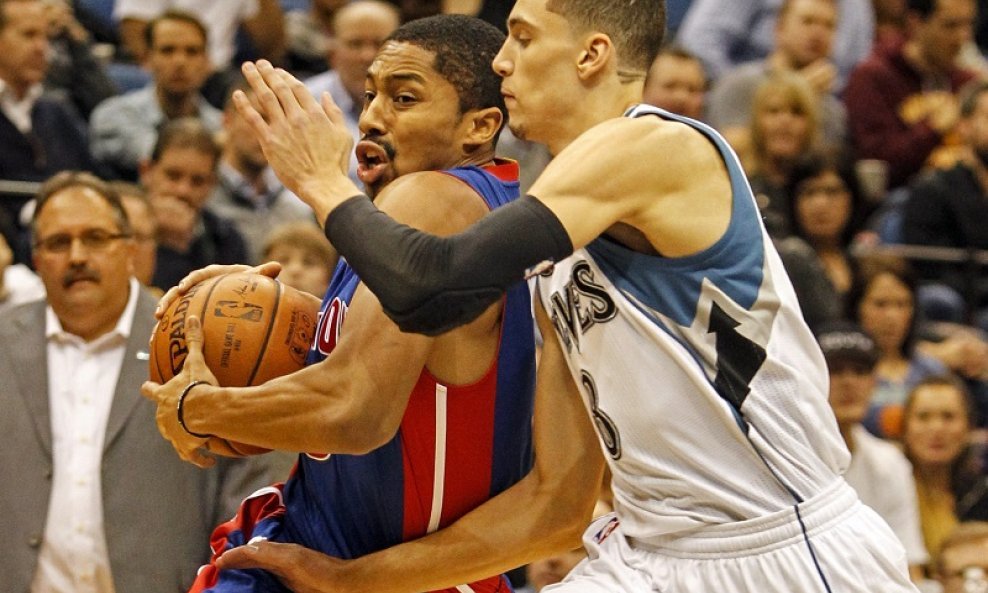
149, 272, 321, 455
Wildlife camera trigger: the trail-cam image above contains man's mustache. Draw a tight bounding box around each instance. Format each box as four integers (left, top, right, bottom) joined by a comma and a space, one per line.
63, 267, 100, 288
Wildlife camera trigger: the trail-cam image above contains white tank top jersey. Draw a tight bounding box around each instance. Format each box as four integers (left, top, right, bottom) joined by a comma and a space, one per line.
536, 104, 851, 543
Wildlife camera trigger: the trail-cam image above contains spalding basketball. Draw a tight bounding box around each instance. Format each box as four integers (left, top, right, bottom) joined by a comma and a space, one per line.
149, 272, 320, 455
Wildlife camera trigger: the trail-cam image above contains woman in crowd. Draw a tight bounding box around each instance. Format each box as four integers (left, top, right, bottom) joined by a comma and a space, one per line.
902, 375, 988, 566
729, 72, 821, 238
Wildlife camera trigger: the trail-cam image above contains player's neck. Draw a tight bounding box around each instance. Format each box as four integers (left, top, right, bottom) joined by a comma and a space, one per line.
546, 84, 643, 155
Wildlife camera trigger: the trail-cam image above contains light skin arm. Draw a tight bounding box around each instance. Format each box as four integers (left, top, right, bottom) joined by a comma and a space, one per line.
215, 299, 607, 593
236, 60, 732, 258
140, 172, 495, 463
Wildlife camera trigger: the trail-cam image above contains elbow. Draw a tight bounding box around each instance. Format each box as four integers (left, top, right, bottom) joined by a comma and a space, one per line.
328, 401, 402, 455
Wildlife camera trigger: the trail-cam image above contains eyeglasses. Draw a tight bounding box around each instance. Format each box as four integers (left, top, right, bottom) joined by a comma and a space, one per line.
34, 229, 131, 253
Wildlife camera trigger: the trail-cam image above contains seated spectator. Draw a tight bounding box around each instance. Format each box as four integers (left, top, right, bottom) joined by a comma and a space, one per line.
849, 255, 949, 438
903, 79, 988, 331
843, 0, 978, 191
305, 0, 401, 186
676, 0, 874, 87
935, 521, 988, 593
110, 180, 159, 294
730, 72, 822, 238
89, 10, 220, 180
261, 222, 336, 298
902, 375, 988, 566
139, 118, 247, 290
114, 0, 285, 103
207, 85, 313, 263
817, 321, 929, 581
642, 45, 707, 121
705, 0, 846, 150
284, 0, 347, 77
776, 150, 869, 328
41, 0, 117, 119
0, 0, 94, 237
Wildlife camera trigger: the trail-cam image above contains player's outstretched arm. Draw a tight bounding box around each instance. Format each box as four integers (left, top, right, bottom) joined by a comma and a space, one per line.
217, 300, 607, 593
322, 117, 720, 335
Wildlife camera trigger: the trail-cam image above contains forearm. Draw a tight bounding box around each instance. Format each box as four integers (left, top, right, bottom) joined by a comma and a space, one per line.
340, 466, 596, 593
324, 194, 572, 335
183, 362, 400, 454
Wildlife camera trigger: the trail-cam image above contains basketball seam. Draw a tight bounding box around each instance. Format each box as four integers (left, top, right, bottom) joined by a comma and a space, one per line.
246, 279, 282, 386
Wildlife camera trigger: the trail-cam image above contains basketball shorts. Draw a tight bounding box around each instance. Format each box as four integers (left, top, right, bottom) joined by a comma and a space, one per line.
546, 479, 920, 593
189, 484, 511, 593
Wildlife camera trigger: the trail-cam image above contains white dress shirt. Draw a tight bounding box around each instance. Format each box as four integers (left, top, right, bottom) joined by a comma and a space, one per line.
31, 279, 139, 593
0, 79, 43, 134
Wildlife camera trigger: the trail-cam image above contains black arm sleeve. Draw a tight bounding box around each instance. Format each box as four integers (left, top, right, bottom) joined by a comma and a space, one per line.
324, 193, 573, 336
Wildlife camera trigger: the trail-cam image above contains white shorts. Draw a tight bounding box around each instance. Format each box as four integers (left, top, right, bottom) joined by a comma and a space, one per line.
546, 479, 919, 593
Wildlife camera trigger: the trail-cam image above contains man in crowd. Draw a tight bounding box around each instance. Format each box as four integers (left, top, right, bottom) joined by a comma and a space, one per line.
0, 171, 275, 592
90, 10, 220, 180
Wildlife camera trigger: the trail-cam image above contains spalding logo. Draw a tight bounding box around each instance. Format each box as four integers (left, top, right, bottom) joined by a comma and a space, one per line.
165, 281, 206, 375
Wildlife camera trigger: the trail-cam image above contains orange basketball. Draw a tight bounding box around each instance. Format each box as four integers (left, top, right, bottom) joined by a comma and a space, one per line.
149, 272, 320, 455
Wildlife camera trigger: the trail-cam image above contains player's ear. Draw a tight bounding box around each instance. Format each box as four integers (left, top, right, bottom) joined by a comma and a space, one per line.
462, 106, 503, 151
576, 33, 612, 81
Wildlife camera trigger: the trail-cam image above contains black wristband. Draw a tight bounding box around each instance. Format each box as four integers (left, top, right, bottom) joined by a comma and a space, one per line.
177, 380, 212, 438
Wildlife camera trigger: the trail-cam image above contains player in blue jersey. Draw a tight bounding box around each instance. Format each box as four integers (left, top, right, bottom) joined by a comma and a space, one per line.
141, 15, 542, 593
213, 0, 923, 591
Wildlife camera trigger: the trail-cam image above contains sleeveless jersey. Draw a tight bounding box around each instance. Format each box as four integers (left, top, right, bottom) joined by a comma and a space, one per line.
287, 161, 535, 569
535, 105, 849, 543
194, 161, 533, 593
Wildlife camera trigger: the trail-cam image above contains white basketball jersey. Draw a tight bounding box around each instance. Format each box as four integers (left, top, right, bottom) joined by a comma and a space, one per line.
536, 104, 850, 542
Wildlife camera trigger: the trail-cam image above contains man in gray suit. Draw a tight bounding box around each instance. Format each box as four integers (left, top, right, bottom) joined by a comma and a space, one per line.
0, 171, 277, 593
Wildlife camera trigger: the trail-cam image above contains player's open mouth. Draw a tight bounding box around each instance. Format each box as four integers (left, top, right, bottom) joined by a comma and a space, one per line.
356, 141, 391, 185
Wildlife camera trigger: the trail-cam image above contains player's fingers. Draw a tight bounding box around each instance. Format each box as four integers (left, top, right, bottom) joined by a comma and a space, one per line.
155, 285, 181, 319
216, 539, 295, 572
139, 380, 163, 403
250, 260, 282, 279
278, 68, 321, 115
233, 87, 273, 145
181, 444, 216, 468
255, 60, 306, 120
320, 91, 346, 128
178, 264, 249, 293
184, 315, 206, 366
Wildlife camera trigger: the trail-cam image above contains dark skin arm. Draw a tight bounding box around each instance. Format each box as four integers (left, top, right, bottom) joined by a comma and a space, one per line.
215, 298, 607, 593
140, 171, 498, 464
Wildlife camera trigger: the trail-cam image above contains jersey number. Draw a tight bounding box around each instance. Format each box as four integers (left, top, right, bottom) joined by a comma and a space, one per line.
708, 302, 766, 412
581, 370, 621, 460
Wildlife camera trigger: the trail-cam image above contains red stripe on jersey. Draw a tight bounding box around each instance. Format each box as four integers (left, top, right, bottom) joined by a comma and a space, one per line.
400, 356, 499, 542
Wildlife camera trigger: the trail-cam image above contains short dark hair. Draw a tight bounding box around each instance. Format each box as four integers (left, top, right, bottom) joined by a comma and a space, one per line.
32, 171, 131, 237
785, 149, 866, 247
386, 14, 506, 117
546, 0, 666, 73
145, 9, 208, 50
846, 255, 921, 356
149, 117, 221, 167
906, 0, 938, 19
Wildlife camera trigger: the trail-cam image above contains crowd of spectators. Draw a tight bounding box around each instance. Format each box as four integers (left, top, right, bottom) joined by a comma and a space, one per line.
1, 0, 988, 591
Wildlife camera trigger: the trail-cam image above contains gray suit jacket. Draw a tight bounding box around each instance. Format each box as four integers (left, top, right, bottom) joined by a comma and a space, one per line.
0, 287, 278, 593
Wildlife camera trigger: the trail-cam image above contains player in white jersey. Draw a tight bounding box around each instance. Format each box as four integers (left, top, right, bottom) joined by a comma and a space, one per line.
212, 0, 920, 591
